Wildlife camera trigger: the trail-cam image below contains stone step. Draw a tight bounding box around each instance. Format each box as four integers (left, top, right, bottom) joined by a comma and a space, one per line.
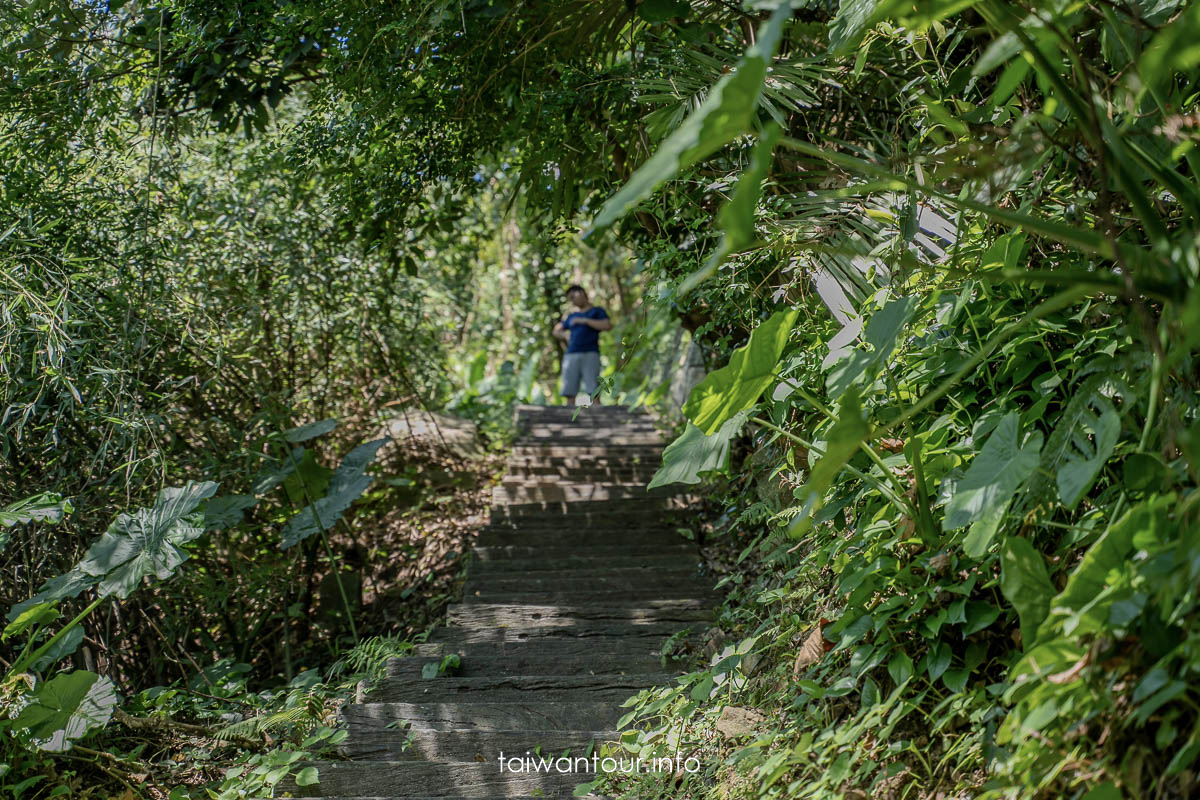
504, 468, 658, 483
366, 672, 672, 703
446, 601, 711, 628
463, 566, 709, 592
489, 503, 682, 523
340, 725, 619, 761
471, 542, 695, 561
475, 527, 690, 549
465, 553, 699, 573
403, 637, 686, 677
492, 486, 675, 505
510, 445, 663, 459
285, 761, 584, 797
457, 587, 717, 605
342, 700, 625, 732
430, 619, 705, 646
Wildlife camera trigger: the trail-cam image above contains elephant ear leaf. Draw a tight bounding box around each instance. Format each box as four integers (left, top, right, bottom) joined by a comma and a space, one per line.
13, 670, 118, 752
649, 411, 749, 489
943, 412, 1042, 536
79, 481, 219, 599
1, 493, 73, 554
280, 439, 388, 549
683, 308, 798, 434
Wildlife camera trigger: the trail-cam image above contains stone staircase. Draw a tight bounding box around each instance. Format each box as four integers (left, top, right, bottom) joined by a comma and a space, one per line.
294, 404, 715, 799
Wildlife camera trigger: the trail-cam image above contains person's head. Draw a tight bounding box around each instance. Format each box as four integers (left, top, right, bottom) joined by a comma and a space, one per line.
566, 284, 589, 309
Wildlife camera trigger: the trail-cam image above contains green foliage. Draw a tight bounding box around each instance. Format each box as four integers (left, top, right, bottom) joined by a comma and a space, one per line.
683, 308, 798, 434
9, 671, 117, 753
649, 411, 749, 489
80, 482, 219, 600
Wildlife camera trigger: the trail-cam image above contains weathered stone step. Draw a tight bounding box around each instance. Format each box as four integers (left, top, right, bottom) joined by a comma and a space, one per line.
465, 553, 698, 573
367, 672, 672, 703
492, 485, 677, 505
510, 445, 663, 459
446, 601, 711, 628
471, 542, 694, 561
475, 527, 689, 549
459, 587, 717, 605
430, 619, 704, 646
403, 637, 684, 677
285, 761, 582, 797
463, 566, 708, 593
341, 726, 619, 761
342, 700, 624, 732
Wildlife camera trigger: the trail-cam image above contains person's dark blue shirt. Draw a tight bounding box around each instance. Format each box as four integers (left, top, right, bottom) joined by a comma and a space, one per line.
561, 307, 608, 353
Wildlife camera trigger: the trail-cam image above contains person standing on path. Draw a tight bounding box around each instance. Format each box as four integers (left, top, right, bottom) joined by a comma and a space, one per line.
552, 284, 612, 406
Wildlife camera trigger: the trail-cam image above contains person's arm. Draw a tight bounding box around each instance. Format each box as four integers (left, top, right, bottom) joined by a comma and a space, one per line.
552, 320, 570, 341
573, 310, 613, 331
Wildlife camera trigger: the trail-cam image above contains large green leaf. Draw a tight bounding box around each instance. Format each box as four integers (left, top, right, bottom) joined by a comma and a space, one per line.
1040, 495, 1173, 640
79, 481, 219, 599
283, 418, 338, 443
943, 413, 1042, 533
648, 411, 749, 489
12, 670, 117, 752
203, 495, 259, 530
6, 568, 98, 623
2, 603, 59, 641
789, 387, 871, 536
1000, 537, 1055, 648
1, 493, 73, 553
586, 4, 792, 236
280, 439, 387, 549
826, 295, 916, 398
1137, 3, 1200, 91
683, 308, 798, 434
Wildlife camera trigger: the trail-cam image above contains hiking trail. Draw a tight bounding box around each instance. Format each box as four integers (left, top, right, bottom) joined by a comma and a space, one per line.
294, 403, 716, 798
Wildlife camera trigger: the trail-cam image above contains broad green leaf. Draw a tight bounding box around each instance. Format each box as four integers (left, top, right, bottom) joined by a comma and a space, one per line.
648, 411, 749, 489
1137, 3, 1200, 91
678, 124, 781, 295
1040, 495, 1173, 639
638, 0, 690, 23
683, 309, 798, 434
6, 568, 98, 623
826, 295, 916, 398
1000, 537, 1055, 648
1, 493, 73, 552
294, 767, 320, 787
3, 603, 59, 641
282, 449, 333, 504
12, 671, 117, 752
280, 439, 387, 548
79, 481, 219, 599
1023, 374, 1126, 511
789, 387, 871, 536
1056, 401, 1120, 508
943, 413, 1042, 532
253, 447, 307, 495
284, 418, 338, 443
31, 626, 84, 672
0, 492, 72, 528
203, 495, 259, 530
586, 4, 792, 235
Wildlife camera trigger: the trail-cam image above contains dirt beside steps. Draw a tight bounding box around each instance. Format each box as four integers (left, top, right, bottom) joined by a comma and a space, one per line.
292, 403, 716, 799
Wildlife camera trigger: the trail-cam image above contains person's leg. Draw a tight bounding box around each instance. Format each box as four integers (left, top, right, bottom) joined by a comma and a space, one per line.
578, 351, 601, 405
560, 353, 581, 404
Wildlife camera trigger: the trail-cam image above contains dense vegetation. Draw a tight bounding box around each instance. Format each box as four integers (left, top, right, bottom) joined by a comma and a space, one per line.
3, 0, 1198, 798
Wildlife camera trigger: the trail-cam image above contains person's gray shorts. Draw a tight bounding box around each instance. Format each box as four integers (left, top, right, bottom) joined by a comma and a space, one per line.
560, 351, 601, 396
